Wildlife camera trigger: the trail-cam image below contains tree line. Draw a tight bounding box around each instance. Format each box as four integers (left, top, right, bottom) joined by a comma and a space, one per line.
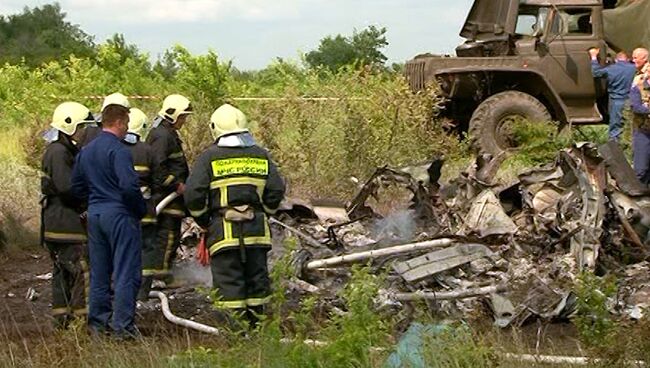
0, 3, 395, 73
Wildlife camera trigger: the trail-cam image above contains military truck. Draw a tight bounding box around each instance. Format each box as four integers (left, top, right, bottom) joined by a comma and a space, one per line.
405, 0, 629, 156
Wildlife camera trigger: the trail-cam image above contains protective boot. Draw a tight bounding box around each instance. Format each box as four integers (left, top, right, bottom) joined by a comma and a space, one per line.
213, 308, 247, 334
246, 305, 265, 330
53, 314, 71, 330
137, 276, 153, 301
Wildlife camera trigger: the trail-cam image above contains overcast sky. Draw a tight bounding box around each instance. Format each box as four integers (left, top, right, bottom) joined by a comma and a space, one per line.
1, 0, 474, 70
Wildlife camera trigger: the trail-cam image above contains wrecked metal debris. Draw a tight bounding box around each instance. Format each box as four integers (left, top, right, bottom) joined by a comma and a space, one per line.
303, 238, 455, 270
393, 243, 496, 283
389, 284, 507, 302
261, 141, 650, 329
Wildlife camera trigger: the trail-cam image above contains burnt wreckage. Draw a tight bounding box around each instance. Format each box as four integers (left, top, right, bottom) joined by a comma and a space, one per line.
269, 141, 650, 327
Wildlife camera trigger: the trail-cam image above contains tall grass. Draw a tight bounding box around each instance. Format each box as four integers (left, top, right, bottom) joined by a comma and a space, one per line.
0, 54, 458, 207
0, 128, 40, 249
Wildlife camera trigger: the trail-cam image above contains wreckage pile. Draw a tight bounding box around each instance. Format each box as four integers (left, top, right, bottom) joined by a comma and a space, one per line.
269, 141, 650, 327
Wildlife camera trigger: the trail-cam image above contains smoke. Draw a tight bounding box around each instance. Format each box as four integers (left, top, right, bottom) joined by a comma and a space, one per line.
371, 210, 417, 243
171, 260, 212, 288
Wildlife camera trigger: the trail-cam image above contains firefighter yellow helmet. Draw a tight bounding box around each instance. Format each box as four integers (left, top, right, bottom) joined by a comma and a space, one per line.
128, 108, 150, 139
51, 102, 95, 136
209, 104, 249, 139
159, 94, 193, 124
101, 92, 130, 111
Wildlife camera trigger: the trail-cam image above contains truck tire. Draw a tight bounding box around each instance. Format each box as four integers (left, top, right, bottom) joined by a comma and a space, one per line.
469, 91, 550, 157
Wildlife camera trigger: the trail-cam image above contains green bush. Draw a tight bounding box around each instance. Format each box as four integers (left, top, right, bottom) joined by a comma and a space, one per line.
0, 40, 459, 249
574, 272, 618, 349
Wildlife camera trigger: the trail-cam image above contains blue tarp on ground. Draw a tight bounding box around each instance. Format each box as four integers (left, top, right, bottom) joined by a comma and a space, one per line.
385, 323, 450, 368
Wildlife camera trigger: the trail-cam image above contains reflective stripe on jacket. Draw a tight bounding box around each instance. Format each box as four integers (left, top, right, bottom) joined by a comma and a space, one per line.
184, 141, 285, 255
147, 119, 189, 217
41, 135, 86, 242
125, 139, 158, 224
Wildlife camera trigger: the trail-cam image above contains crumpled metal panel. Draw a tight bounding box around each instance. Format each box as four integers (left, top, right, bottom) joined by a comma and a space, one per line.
559, 144, 606, 270
609, 191, 650, 246
599, 141, 649, 197
347, 159, 447, 232
393, 243, 496, 283
460, 189, 518, 237
532, 185, 563, 213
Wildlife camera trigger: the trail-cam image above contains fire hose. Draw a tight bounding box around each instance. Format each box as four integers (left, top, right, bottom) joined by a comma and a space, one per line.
155, 192, 180, 216
148, 291, 220, 335
148, 290, 324, 345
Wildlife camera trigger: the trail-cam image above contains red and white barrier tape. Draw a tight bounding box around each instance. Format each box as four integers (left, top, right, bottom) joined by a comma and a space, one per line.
80, 95, 368, 101
82, 95, 160, 100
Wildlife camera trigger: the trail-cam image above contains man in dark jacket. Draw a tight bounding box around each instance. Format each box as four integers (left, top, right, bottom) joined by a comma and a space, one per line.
185, 104, 285, 327
146, 94, 192, 286
590, 48, 637, 142
71, 98, 147, 338
41, 102, 95, 328
123, 108, 159, 300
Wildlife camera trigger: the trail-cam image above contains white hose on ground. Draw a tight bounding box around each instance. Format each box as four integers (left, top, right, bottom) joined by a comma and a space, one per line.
155, 192, 180, 216
148, 291, 220, 336
305, 238, 455, 270
501, 353, 645, 366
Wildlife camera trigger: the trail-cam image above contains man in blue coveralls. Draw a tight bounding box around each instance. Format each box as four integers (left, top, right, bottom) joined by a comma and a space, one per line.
630, 65, 650, 185
589, 48, 637, 142
71, 96, 146, 338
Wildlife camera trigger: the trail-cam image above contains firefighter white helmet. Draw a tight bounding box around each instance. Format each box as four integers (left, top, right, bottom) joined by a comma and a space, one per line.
51, 102, 95, 136
209, 104, 249, 139
159, 94, 193, 124
101, 92, 130, 112
128, 108, 150, 139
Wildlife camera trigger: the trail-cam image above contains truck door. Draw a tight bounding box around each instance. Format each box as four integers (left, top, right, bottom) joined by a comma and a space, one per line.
540, 6, 606, 124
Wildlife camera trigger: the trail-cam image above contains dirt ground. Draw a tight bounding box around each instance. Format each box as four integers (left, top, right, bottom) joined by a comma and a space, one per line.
0, 247, 222, 345
0, 246, 586, 357
0, 248, 53, 340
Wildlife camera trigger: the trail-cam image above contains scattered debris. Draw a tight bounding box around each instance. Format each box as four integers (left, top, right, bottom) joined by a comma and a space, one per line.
264, 142, 650, 329
35, 272, 52, 280
25, 287, 38, 301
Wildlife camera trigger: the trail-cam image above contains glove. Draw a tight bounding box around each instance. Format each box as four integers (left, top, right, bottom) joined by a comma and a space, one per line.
196, 233, 210, 267
79, 211, 88, 230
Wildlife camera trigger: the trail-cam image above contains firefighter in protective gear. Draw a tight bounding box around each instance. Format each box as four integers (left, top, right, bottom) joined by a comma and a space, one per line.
80, 92, 131, 147
41, 102, 95, 327
146, 94, 193, 284
184, 104, 285, 326
124, 108, 159, 299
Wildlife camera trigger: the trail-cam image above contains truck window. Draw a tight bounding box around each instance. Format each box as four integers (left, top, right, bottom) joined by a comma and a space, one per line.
550, 8, 593, 36
515, 7, 549, 37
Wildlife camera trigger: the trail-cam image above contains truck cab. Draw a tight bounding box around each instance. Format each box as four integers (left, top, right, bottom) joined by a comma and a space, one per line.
406, 0, 610, 156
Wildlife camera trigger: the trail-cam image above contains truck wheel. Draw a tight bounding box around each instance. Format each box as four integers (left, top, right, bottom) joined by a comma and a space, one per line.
469, 91, 550, 157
